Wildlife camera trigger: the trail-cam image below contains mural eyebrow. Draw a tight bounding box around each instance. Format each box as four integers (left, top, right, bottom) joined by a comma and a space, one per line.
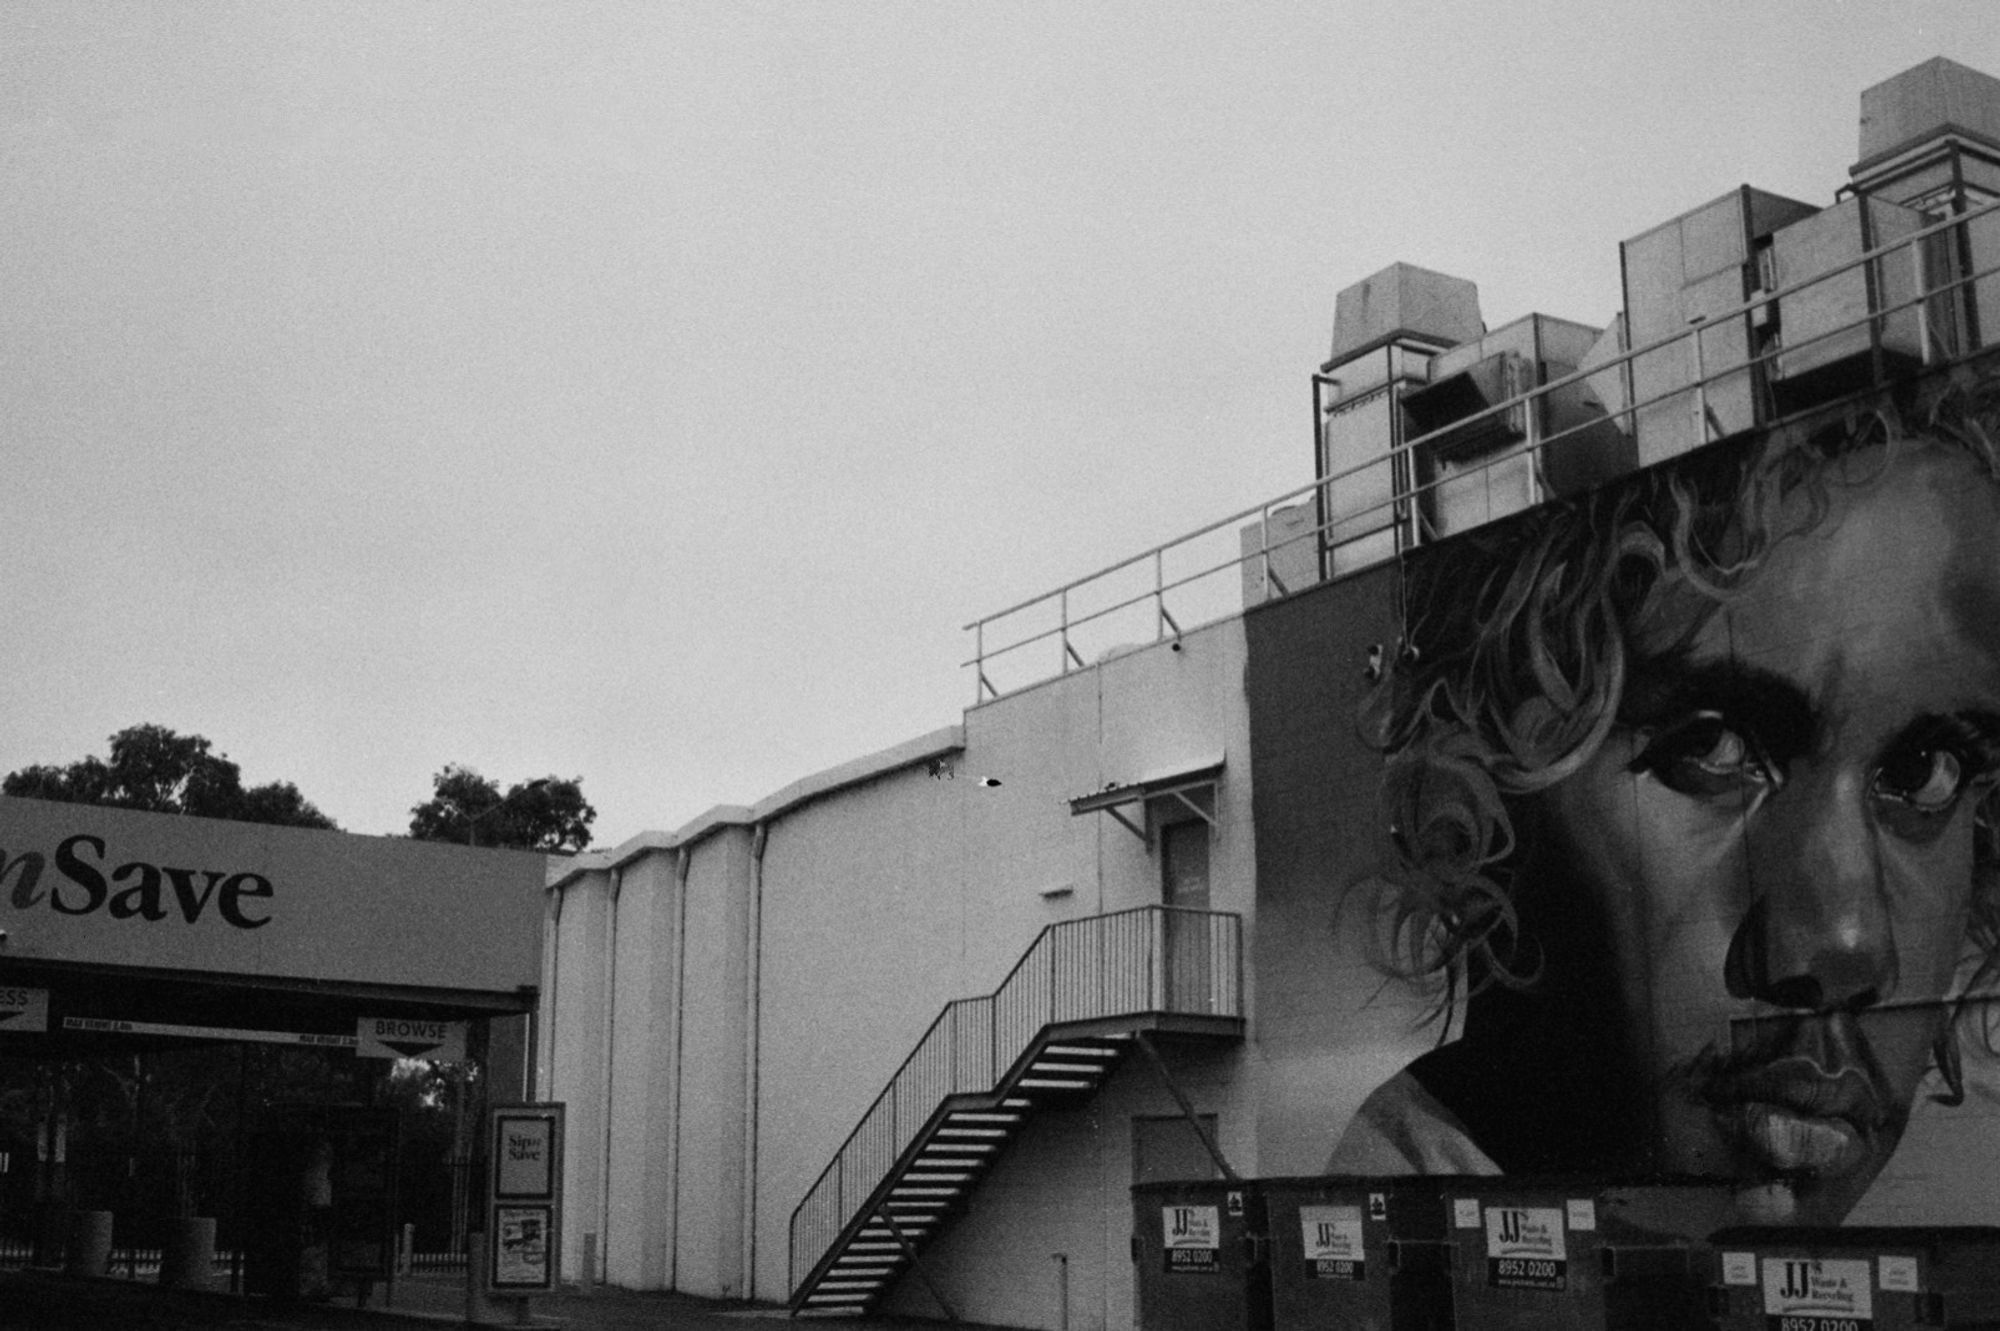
1619, 658, 1818, 760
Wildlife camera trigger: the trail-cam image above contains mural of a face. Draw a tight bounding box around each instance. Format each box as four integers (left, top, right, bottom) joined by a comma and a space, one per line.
1531, 444, 2000, 1223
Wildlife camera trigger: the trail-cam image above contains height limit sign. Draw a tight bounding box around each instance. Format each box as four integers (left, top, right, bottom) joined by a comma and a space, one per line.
355, 1016, 467, 1062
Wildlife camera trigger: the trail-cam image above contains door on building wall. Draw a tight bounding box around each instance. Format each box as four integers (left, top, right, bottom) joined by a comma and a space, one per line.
1159, 816, 1213, 1013
1133, 1113, 1221, 1185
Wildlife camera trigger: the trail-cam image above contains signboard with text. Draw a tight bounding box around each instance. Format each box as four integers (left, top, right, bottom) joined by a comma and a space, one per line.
0, 795, 544, 994
0, 986, 49, 1033
485, 1102, 564, 1296
356, 1017, 467, 1061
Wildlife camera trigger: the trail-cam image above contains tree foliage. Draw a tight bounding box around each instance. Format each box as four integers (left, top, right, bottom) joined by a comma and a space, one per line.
407, 764, 595, 852
2, 723, 337, 830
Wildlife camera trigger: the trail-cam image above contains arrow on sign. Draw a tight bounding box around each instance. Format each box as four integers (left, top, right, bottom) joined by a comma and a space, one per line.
0, 1013, 16, 1025
356, 1017, 466, 1061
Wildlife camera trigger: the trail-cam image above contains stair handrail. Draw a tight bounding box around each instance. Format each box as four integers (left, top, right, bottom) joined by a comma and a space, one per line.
789, 903, 1242, 1293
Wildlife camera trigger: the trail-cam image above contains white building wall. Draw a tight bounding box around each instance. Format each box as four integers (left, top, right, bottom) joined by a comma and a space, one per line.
673, 823, 755, 1298
603, 849, 680, 1288
546, 868, 611, 1284
546, 616, 1255, 1319
752, 760, 973, 1302
752, 620, 1251, 1306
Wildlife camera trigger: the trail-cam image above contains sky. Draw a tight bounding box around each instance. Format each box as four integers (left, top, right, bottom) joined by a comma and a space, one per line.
2, 2, 1993, 849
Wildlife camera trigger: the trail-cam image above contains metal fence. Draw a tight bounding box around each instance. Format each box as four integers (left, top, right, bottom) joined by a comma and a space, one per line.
964, 196, 2000, 700
789, 905, 1242, 1292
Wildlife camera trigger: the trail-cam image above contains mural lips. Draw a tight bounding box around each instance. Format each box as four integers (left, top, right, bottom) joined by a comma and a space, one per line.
1696, 1025, 1897, 1183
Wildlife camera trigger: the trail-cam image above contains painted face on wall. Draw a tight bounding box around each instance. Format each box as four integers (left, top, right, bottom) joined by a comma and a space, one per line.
1532, 443, 2000, 1224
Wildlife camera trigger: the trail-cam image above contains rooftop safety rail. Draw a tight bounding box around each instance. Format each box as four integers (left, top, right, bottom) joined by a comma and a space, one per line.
964, 195, 2000, 702
788, 904, 1243, 1295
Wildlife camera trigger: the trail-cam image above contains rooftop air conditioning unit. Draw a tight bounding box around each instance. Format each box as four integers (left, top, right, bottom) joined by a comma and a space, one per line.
1768, 195, 1934, 412
1400, 351, 1531, 460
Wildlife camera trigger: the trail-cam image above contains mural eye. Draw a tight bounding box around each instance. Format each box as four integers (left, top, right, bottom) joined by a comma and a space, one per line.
1632, 713, 1774, 799
1874, 746, 1964, 815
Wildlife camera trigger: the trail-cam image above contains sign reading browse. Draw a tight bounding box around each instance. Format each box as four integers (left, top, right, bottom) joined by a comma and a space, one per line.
356, 1017, 467, 1061
0, 987, 49, 1033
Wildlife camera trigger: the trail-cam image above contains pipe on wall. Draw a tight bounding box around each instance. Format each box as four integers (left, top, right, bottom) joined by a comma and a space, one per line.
538, 887, 563, 1101
667, 843, 691, 1290
739, 824, 767, 1300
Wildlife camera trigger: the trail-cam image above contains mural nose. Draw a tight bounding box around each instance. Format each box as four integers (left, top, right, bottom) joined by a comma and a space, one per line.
1725, 896, 1896, 1011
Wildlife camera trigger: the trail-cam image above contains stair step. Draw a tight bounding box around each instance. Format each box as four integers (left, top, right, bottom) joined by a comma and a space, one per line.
1043, 1044, 1122, 1057
1028, 1062, 1108, 1076
1017, 1077, 1093, 1090
934, 1126, 1009, 1137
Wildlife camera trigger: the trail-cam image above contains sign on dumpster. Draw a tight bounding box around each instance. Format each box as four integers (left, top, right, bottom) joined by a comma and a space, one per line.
1760, 1257, 1873, 1328
1483, 1205, 1568, 1292
1299, 1204, 1365, 1281
484, 1102, 563, 1296
1162, 1204, 1220, 1273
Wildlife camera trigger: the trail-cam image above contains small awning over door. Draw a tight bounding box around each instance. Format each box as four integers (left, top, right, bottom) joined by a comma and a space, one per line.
1066, 757, 1222, 845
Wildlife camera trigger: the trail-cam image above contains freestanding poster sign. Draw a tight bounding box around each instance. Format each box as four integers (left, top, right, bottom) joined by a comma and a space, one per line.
484, 1103, 564, 1298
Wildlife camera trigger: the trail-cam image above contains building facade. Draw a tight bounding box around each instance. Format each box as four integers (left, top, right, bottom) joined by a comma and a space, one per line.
540, 57, 2000, 1329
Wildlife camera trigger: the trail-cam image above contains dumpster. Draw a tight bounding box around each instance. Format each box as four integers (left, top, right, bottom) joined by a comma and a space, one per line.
1132, 1179, 1271, 1331
1436, 1177, 1735, 1330
1264, 1176, 1453, 1331
1707, 1226, 2000, 1330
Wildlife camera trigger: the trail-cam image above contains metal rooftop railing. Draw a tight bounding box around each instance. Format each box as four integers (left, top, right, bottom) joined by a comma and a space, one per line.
963, 196, 2000, 703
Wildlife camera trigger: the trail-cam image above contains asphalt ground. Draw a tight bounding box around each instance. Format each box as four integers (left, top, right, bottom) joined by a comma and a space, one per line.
0, 1269, 1008, 1331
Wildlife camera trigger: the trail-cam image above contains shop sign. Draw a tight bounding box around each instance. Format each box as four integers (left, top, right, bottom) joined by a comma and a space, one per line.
356, 1017, 466, 1061
0, 986, 48, 1032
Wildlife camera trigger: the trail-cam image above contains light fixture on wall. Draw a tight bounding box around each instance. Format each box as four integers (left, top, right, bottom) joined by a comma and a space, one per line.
977, 777, 1003, 789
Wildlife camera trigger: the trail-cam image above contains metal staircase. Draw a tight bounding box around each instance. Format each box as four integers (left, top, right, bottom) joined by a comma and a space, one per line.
788, 905, 1244, 1317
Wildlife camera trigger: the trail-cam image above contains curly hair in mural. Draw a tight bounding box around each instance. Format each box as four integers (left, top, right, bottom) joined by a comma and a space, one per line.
1338, 361, 2000, 1223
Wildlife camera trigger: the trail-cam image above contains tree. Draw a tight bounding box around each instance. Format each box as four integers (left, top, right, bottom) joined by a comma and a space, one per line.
3, 723, 338, 830
407, 764, 595, 852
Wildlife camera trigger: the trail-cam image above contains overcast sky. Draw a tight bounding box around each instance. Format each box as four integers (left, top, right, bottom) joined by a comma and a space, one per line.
2, 2, 1992, 847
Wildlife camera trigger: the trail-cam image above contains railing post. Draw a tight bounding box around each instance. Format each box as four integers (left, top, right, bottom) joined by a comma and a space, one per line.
1059, 590, 1071, 673
1914, 234, 1933, 365
1260, 506, 1274, 602
1150, 909, 1163, 1011
1049, 931, 1058, 1024
1688, 315, 1709, 445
